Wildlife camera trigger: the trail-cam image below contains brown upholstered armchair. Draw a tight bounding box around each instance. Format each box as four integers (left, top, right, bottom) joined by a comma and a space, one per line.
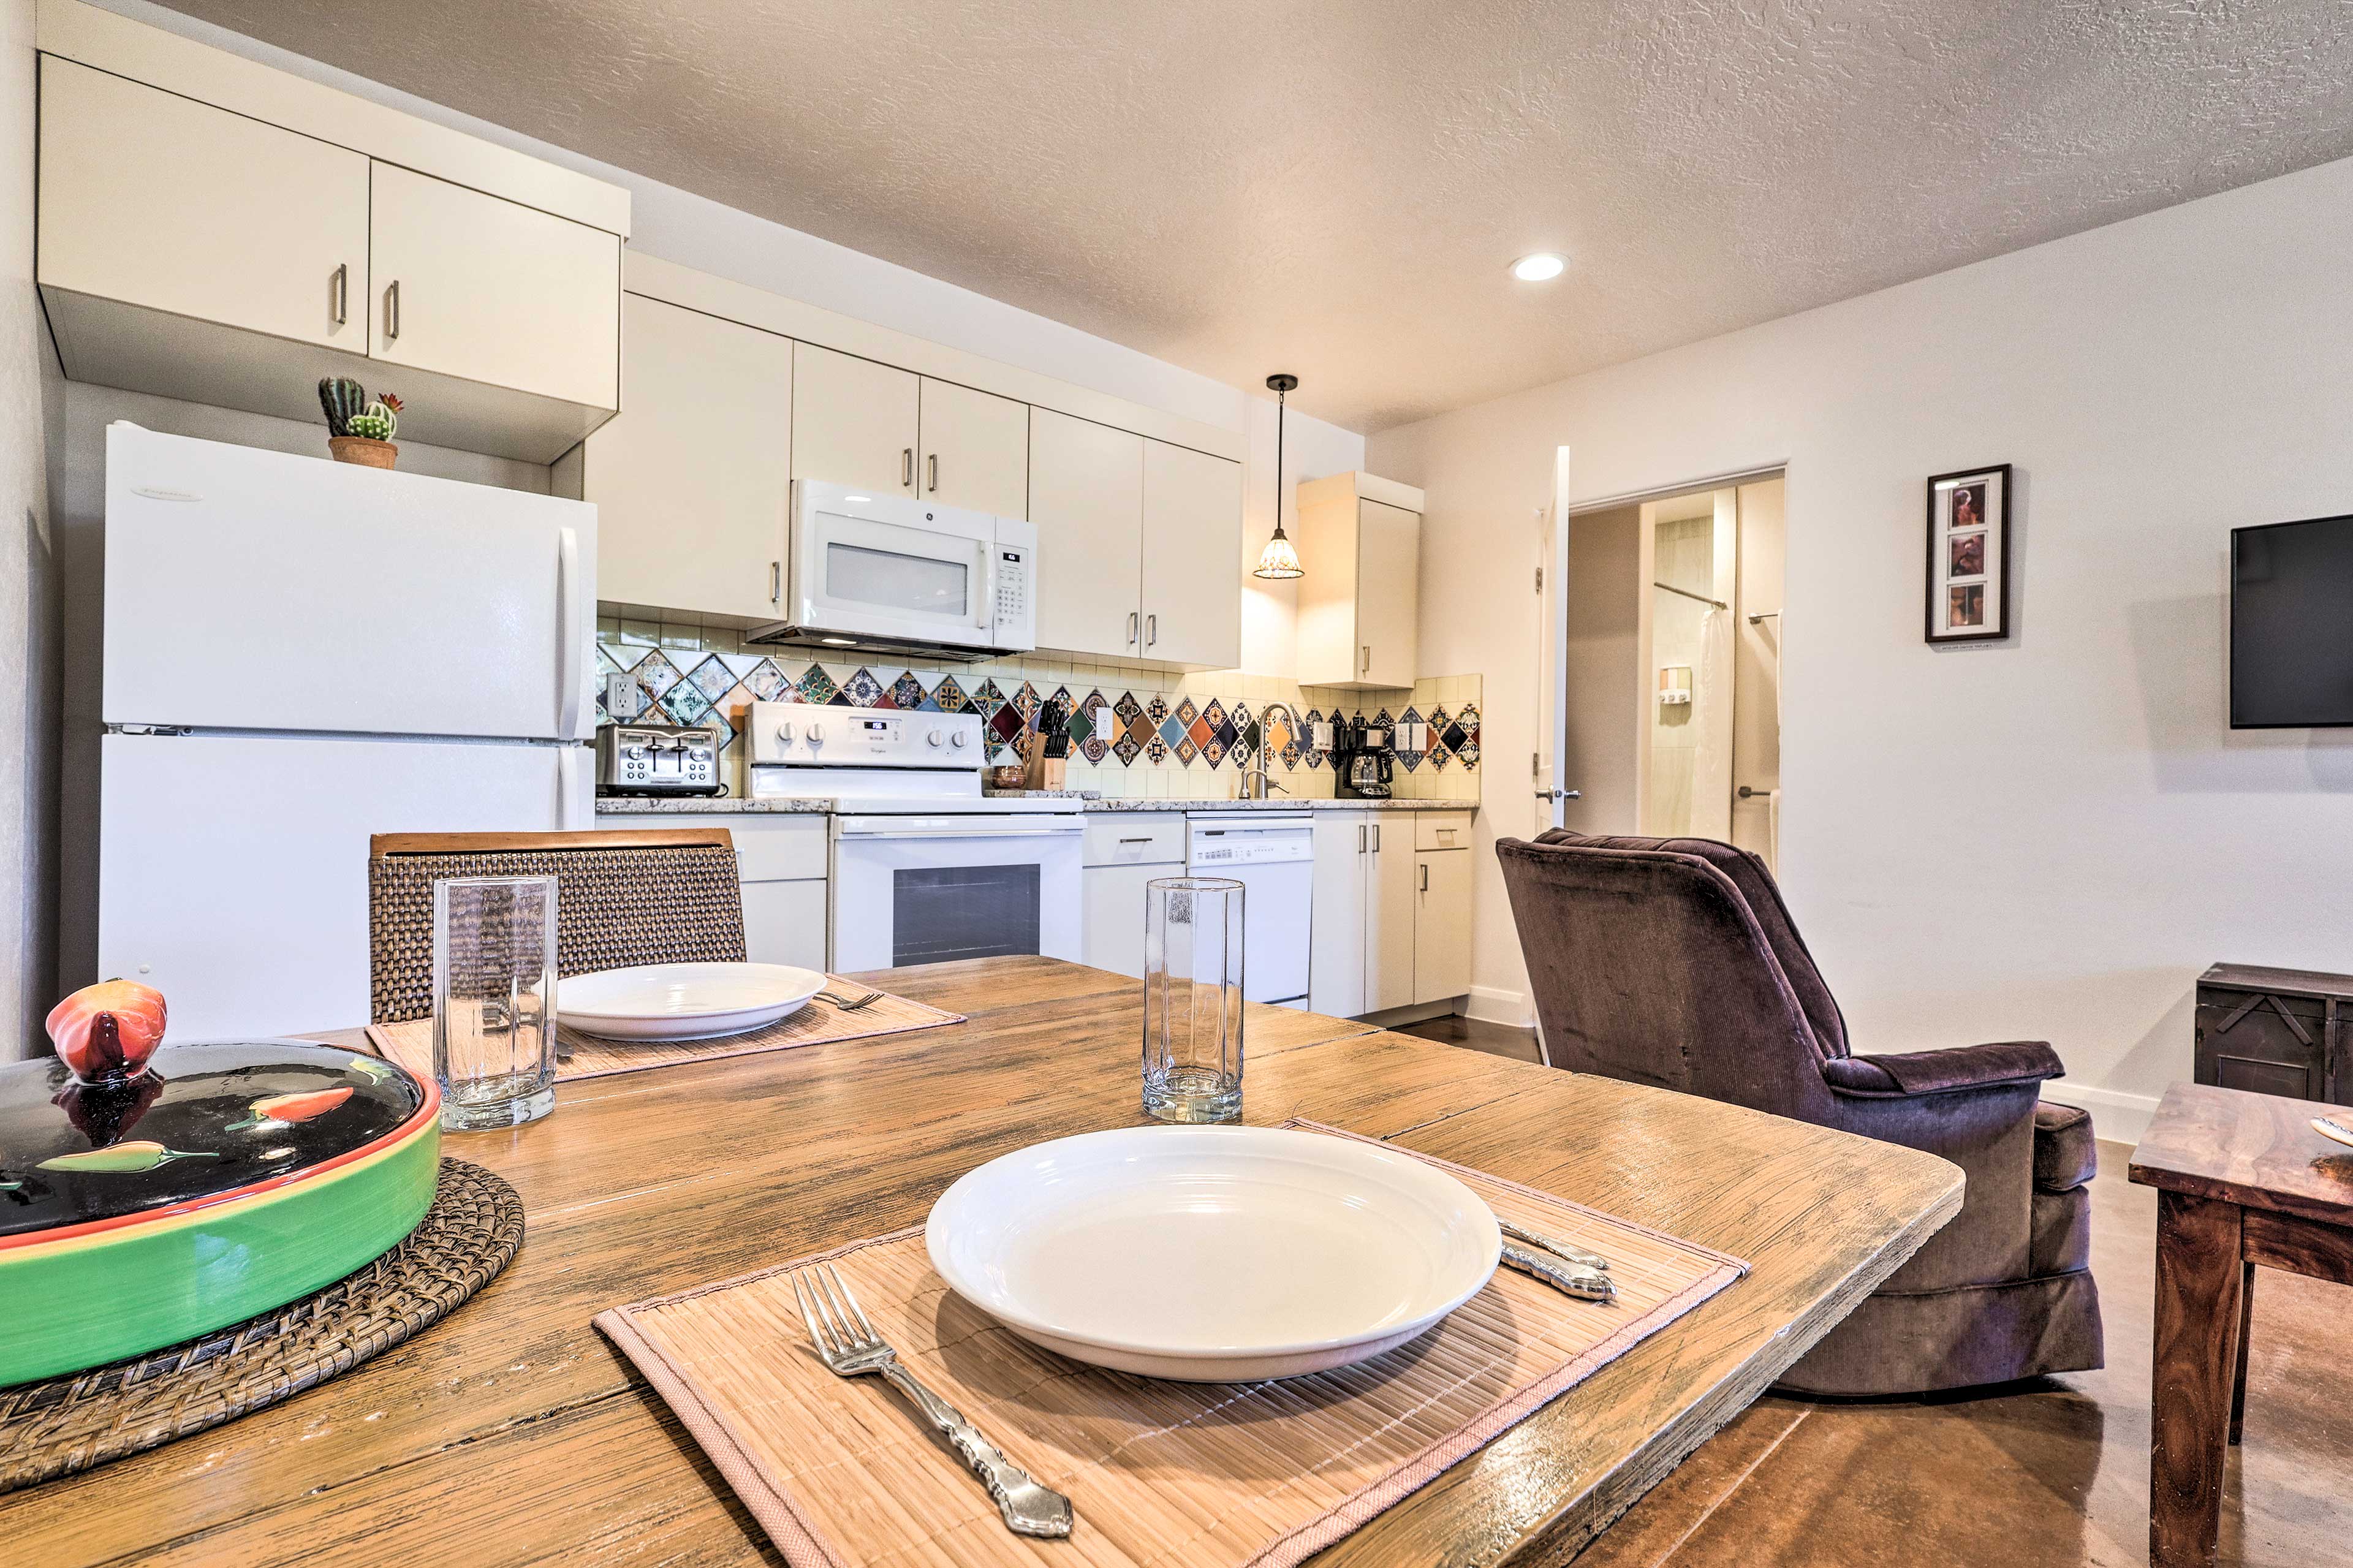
1497, 830, 2102, 1396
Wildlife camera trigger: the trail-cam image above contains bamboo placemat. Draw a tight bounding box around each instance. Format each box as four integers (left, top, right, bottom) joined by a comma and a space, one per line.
595, 1121, 1748, 1568
366, 979, 964, 1084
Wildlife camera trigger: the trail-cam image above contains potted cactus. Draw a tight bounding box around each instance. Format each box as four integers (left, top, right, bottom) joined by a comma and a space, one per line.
319, 378, 404, 469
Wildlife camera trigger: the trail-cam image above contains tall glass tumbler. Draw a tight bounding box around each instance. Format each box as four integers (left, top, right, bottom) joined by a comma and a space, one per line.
432, 874, 559, 1131
1142, 876, 1245, 1123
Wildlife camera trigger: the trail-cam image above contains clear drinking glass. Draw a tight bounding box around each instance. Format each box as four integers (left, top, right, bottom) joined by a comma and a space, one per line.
1142, 876, 1245, 1123
432, 874, 559, 1131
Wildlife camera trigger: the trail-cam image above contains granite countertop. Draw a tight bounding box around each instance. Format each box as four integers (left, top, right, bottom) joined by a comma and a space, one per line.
593, 795, 834, 814
1071, 797, 1474, 813
594, 794, 1473, 815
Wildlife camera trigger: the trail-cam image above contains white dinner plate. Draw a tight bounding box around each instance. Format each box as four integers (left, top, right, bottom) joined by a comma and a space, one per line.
556, 962, 825, 1041
926, 1124, 1500, 1381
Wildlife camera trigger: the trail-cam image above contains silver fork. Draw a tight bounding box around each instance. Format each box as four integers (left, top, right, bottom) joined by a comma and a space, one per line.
1499, 1219, 1610, 1273
791, 1263, 1074, 1538
817, 988, 884, 1012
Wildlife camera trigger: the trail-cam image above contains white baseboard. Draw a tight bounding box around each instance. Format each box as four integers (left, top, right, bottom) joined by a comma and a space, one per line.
2038, 1078, 2161, 1146
1464, 985, 1533, 1028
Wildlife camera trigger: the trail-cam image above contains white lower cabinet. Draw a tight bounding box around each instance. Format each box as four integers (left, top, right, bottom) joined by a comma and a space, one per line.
1082, 814, 1187, 978
1310, 811, 1474, 1018
1308, 813, 1369, 1017
602, 812, 830, 971
1413, 846, 1472, 1004
741, 878, 829, 972
1365, 817, 1418, 1013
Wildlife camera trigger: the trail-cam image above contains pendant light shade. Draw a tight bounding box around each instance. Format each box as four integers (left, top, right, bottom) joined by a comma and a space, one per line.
1253, 373, 1305, 580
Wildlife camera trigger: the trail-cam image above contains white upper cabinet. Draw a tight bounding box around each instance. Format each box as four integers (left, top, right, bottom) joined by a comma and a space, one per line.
1355, 499, 1421, 688
570, 295, 794, 621
32, 1, 629, 462
1140, 441, 1243, 668
1296, 473, 1427, 689
1028, 414, 1243, 667
920, 379, 1029, 518
792, 343, 922, 496
38, 57, 368, 353
368, 163, 620, 411
1029, 409, 1145, 658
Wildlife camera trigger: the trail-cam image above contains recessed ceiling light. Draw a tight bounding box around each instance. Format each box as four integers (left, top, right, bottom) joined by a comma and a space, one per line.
1511, 252, 1566, 282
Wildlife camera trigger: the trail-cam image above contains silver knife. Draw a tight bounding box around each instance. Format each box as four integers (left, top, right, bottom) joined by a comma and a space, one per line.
1500, 1241, 1617, 1303
1500, 1219, 1609, 1273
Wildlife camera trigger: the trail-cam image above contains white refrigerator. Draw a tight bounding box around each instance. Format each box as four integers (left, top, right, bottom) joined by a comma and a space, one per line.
99, 423, 597, 1040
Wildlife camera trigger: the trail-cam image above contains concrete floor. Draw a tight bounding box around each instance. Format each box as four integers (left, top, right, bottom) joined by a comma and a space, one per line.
1396, 1017, 2353, 1567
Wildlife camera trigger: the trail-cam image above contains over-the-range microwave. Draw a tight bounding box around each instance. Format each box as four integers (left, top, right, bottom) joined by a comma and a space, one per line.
746, 480, 1036, 662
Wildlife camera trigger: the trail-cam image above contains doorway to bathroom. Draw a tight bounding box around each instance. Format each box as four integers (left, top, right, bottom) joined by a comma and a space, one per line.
1552, 472, 1784, 868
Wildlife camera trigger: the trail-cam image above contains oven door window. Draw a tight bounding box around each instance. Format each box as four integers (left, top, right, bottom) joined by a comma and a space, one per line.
892, 865, 1040, 964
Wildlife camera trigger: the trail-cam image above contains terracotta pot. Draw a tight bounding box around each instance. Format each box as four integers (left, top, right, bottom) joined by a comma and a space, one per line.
328, 436, 398, 470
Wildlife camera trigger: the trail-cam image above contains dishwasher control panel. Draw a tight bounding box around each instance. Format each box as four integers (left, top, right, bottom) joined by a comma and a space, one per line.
1188, 815, 1315, 866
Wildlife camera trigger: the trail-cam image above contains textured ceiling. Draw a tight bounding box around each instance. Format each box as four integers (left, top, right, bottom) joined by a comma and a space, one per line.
156, 0, 2353, 432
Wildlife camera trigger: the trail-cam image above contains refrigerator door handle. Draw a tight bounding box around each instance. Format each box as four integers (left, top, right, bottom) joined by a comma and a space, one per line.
556, 526, 583, 739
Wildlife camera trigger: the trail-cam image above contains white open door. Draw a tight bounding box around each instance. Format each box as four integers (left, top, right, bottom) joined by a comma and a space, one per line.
1534, 446, 1575, 831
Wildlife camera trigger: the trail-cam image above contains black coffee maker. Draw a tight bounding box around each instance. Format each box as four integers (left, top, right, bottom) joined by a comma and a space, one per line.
1336, 716, 1394, 800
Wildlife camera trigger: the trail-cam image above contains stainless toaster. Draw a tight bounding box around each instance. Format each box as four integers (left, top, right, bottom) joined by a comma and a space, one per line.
595, 721, 724, 796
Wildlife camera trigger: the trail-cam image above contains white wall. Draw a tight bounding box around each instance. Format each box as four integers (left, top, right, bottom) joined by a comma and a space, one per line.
1, 0, 58, 1057
1370, 154, 2353, 1140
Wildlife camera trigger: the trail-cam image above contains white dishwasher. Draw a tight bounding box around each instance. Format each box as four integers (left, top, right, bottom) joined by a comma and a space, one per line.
1188, 813, 1313, 1009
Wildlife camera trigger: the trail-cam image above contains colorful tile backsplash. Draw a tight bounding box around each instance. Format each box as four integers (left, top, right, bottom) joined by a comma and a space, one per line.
594, 627, 1480, 803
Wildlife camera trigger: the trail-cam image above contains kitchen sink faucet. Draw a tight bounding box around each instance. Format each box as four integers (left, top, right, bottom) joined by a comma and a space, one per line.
1239, 702, 1302, 800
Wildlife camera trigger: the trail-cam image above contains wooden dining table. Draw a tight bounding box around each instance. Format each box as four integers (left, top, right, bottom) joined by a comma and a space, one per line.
3, 956, 1960, 1567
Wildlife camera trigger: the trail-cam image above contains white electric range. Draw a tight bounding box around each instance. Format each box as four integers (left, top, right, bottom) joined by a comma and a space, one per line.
746, 701, 1082, 971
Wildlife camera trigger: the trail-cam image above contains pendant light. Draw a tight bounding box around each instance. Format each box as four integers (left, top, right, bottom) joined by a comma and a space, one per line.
1252, 373, 1305, 580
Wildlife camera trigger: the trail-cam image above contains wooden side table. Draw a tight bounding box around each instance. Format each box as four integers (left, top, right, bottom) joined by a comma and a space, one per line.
2194, 962, 2352, 1103
2129, 1082, 2353, 1567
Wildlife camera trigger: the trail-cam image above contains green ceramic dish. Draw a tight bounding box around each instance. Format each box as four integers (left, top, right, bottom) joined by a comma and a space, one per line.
0, 1041, 439, 1387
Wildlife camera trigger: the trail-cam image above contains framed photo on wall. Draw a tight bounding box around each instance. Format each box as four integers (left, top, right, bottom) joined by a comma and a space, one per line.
1926, 463, 2011, 643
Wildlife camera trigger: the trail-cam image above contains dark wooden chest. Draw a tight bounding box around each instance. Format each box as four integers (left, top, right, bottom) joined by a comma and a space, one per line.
2194, 963, 2353, 1104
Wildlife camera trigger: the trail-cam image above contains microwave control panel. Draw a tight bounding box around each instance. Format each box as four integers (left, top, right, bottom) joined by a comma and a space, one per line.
990, 518, 1039, 648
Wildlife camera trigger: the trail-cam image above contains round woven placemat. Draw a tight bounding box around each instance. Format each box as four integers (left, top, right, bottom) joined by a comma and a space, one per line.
0, 1156, 523, 1494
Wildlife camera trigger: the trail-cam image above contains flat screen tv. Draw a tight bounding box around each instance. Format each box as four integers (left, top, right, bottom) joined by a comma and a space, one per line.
2231, 514, 2353, 729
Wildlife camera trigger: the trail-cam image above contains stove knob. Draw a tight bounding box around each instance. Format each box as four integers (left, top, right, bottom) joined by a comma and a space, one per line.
807, 722, 825, 743
774, 722, 794, 745
949, 730, 969, 748
926, 729, 944, 747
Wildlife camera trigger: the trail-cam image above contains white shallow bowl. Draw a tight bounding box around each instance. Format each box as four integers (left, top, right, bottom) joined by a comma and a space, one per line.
926, 1124, 1501, 1381
556, 962, 825, 1041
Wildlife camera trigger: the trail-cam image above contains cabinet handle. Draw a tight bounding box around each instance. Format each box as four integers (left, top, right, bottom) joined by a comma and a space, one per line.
1119, 836, 1153, 845
1357, 824, 1365, 854
1361, 644, 1371, 675
384, 279, 400, 341
332, 263, 348, 327
1146, 614, 1158, 647
1420, 863, 1429, 892
770, 561, 782, 604
926, 453, 938, 493
901, 447, 914, 487
1372, 824, 1381, 852
1127, 611, 1139, 645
